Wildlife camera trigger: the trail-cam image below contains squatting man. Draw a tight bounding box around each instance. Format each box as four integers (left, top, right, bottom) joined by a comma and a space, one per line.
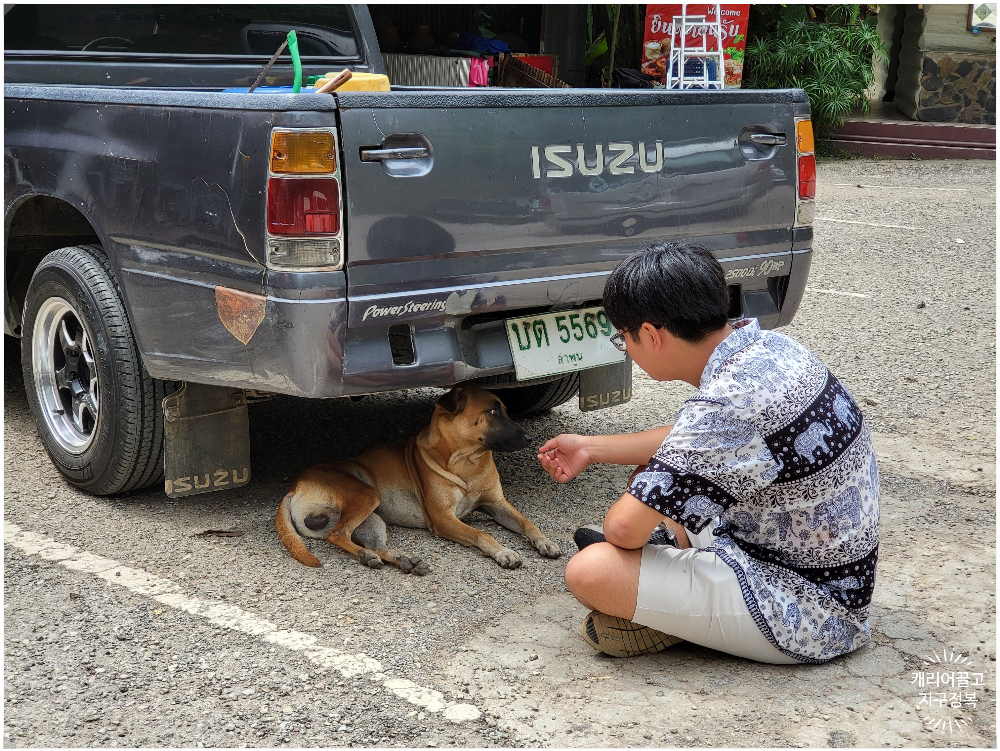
538, 242, 880, 664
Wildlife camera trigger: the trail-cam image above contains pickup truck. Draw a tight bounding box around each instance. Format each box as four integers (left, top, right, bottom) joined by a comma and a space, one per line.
4, 4, 815, 498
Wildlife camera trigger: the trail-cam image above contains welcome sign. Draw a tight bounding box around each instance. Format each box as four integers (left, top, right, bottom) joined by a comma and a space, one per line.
642, 4, 750, 88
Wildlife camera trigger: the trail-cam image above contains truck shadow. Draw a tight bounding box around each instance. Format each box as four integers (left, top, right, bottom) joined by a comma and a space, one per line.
5, 334, 563, 532
6, 332, 430, 494
5, 331, 435, 482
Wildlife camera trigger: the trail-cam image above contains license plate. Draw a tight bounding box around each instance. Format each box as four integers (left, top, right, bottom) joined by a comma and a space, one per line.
505, 306, 626, 381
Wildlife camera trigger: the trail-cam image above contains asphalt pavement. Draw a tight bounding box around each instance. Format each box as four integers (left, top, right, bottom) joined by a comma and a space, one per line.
4, 158, 996, 748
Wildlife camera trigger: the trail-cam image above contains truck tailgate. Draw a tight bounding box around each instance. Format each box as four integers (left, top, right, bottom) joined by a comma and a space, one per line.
336, 88, 806, 327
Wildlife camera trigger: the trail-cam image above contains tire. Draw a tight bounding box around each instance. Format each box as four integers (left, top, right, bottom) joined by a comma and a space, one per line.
491, 373, 580, 416
21, 244, 171, 495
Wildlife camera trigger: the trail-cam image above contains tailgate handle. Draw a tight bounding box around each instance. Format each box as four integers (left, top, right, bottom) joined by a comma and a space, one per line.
360, 134, 434, 177
749, 133, 787, 146
360, 146, 429, 162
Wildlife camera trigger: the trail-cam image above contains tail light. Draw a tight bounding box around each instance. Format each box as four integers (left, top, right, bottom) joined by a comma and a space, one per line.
270, 131, 336, 174
798, 155, 816, 199
265, 129, 343, 270
267, 178, 340, 234
796, 119, 815, 154
794, 118, 815, 227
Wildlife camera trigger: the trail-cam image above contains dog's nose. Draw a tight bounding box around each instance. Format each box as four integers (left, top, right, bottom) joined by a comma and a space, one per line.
522, 433, 532, 444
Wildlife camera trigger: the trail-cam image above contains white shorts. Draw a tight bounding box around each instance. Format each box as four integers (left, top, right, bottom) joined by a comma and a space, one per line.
632, 520, 801, 664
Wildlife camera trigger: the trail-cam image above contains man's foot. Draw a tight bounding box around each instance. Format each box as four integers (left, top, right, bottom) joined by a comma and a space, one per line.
573, 523, 678, 551
579, 610, 684, 657
573, 524, 607, 550
649, 523, 679, 547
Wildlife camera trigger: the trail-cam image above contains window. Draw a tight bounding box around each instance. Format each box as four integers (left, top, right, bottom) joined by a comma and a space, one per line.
4, 5, 358, 58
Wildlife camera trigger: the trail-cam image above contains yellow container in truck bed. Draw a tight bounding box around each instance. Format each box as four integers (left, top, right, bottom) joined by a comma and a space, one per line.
315, 72, 391, 92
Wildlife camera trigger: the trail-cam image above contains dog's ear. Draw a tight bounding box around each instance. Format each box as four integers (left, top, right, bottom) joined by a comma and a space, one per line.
436, 386, 467, 414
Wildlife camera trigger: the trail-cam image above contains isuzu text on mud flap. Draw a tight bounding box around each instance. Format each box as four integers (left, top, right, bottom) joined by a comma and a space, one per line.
4, 3, 815, 498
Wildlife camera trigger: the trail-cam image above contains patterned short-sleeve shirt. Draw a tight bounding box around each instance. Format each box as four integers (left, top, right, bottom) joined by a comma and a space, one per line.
628, 319, 880, 663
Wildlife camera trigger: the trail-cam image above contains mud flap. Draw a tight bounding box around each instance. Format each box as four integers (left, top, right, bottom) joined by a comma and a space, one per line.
162, 383, 251, 498
579, 356, 633, 412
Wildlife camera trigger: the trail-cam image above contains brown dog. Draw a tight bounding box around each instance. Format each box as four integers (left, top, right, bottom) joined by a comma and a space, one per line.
276, 384, 561, 573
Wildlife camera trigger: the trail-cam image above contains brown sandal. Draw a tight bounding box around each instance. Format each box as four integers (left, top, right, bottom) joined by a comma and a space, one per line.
580, 610, 684, 657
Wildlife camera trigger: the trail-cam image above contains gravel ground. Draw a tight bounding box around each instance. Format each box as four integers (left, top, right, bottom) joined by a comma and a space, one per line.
4, 158, 996, 748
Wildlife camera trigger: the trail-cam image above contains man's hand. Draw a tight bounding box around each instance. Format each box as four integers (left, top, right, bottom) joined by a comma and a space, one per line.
537, 434, 592, 483
537, 426, 675, 482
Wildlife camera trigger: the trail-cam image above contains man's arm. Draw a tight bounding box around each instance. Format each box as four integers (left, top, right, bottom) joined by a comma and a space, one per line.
537, 426, 671, 483
582, 426, 672, 465
603, 491, 666, 549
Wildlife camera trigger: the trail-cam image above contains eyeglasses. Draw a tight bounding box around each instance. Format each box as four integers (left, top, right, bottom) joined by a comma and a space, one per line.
609, 330, 629, 352
609, 323, 663, 352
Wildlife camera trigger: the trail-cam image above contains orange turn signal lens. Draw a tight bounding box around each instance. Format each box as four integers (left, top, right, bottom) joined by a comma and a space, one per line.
796, 119, 815, 154
271, 131, 336, 174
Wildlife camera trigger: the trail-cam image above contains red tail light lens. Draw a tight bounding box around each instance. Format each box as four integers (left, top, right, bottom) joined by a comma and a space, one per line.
267, 178, 340, 235
798, 155, 816, 200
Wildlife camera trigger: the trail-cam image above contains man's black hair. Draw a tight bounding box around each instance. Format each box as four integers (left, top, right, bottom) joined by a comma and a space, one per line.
602, 241, 730, 343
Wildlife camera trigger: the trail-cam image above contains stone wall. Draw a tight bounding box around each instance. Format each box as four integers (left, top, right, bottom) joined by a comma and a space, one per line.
918, 53, 996, 124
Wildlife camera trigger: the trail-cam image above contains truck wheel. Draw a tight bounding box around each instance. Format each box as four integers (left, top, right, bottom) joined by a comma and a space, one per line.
492, 374, 579, 416
20, 245, 171, 495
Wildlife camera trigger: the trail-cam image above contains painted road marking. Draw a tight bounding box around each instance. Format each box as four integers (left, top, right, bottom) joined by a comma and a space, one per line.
3, 521, 480, 724
814, 217, 922, 230
827, 183, 970, 192
805, 286, 869, 299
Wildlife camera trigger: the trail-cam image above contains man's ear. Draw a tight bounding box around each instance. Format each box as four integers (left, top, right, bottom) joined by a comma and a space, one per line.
436, 386, 467, 414
640, 322, 665, 350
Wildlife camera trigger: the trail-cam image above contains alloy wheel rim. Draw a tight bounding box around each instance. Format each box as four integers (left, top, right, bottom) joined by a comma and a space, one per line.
32, 297, 100, 454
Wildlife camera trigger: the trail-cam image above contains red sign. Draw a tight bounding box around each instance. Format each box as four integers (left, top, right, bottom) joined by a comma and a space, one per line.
642, 4, 749, 88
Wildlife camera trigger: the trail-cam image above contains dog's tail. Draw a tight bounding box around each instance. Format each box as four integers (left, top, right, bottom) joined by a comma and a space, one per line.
276, 493, 323, 568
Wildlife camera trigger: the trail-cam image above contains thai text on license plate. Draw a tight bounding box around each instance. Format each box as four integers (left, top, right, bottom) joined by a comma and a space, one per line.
505, 306, 625, 381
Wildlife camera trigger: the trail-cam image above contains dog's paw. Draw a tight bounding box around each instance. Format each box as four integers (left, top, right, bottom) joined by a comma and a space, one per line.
359, 549, 384, 569
398, 555, 430, 576
493, 548, 523, 569
534, 538, 562, 559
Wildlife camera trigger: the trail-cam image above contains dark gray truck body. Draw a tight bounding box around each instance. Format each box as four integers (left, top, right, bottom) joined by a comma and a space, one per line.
4, 6, 813, 402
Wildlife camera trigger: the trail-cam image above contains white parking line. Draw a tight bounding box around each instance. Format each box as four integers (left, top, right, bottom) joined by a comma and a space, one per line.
805, 286, 869, 299
814, 217, 922, 230
3, 521, 480, 724
827, 183, 970, 192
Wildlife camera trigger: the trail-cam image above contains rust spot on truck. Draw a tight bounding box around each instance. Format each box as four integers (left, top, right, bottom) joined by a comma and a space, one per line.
215, 286, 267, 345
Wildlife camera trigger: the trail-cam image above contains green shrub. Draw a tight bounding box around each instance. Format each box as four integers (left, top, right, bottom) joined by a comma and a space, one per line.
742, 5, 887, 135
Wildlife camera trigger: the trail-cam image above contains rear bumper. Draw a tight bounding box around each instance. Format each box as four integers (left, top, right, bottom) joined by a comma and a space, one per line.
776, 249, 812, 326
337, 245, 812, 397
132, 272, 351, 399
775, 228, 813, 326
341, 269, 610, 395
135, 246, 810, 399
